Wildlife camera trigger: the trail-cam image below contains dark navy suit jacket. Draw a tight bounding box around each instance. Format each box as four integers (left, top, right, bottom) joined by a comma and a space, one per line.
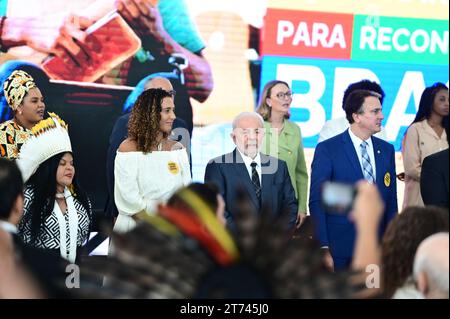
204, 149, 298, 229
9, 232, 70, 297
421, 148, 449, 208
309, 130, 398, 265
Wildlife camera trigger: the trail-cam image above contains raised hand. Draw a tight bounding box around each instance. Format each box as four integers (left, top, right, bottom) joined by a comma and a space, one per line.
115, 0, 166, 45
3, 14, 94, 66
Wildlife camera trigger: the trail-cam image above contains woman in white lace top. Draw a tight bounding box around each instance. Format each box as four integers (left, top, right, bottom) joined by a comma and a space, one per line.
113, 88, 191, 234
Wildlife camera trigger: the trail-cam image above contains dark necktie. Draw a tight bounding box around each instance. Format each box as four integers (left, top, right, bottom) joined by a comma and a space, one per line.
250, 161, 261, 201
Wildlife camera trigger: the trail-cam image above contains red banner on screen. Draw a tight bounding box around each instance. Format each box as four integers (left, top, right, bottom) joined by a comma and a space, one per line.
261, 8, 354, 59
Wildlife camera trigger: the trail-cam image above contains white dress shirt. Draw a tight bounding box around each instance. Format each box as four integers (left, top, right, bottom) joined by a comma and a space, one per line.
0, 220, 18, 234
236, 148, 262, 185
348, 128, 377, 181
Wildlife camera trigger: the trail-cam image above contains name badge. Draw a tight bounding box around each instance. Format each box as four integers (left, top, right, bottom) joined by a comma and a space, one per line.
168, 161, 179, 175
384, 172, 391, 187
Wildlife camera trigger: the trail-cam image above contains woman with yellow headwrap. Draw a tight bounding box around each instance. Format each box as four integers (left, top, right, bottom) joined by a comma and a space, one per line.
0, 70, 46, 159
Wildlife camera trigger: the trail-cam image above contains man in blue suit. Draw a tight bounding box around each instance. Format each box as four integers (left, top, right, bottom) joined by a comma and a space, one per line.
310, 89, 398, 271
205, 112, 298, 230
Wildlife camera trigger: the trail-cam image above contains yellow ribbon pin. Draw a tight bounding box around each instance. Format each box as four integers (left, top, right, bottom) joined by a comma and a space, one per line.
384, 172, 391, 187
168, 161, 179, 175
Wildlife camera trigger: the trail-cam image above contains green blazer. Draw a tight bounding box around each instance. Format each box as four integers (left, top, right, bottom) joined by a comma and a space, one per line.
262, 120, 308, 213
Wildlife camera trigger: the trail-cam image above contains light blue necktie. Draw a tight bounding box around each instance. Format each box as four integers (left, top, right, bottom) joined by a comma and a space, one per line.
360, 141, 375, 183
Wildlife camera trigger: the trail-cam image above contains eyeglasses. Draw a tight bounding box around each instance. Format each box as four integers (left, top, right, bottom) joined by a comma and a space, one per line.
273, 92, 292, 100
359, 106, 383, 115
273, 91, 292, 100
168, 90, 176, 97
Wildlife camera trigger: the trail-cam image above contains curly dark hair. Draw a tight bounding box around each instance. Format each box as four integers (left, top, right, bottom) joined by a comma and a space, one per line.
381, 206, 449, 298
128, 88, 172, 153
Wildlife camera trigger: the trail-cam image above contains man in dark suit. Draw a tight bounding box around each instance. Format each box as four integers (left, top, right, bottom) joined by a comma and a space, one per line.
421, 148, 449, 208
309, 89, 398, 271
105, 76, 190, 219
204, 112, 298, 230
0, 159, 24, 239
0, 158, 69, 297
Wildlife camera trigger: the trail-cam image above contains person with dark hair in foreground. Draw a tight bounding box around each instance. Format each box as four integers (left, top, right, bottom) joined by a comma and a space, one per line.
0, 158, 70, 298
381, 206, 448, 298
167, 182, 226, 226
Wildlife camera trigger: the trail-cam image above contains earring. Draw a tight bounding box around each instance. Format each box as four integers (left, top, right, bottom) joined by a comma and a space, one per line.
19, 111, 23, 115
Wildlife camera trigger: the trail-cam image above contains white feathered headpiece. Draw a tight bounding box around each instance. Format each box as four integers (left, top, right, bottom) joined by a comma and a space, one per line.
17, 112, 72, 182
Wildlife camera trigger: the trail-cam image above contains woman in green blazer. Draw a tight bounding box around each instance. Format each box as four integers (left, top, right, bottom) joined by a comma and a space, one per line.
257, 80, 308, 228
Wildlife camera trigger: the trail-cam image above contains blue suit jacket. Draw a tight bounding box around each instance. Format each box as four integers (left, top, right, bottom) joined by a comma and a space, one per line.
204, 149, 298, 229
309, 130, 398, 260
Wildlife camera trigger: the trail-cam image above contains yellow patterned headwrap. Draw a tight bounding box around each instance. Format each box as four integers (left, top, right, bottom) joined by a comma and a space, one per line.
3, 70, 37, 111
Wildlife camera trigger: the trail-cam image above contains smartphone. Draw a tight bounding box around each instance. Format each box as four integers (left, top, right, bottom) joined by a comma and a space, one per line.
42, 11, 141, 82
321, 181, 356, 214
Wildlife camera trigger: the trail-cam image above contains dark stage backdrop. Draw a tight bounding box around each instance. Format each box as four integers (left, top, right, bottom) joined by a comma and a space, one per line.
47, 82, 132, 218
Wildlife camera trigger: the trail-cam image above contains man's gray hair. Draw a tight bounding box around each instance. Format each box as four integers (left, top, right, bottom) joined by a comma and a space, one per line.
413, 232, 449, 296
232, 112, 265, 130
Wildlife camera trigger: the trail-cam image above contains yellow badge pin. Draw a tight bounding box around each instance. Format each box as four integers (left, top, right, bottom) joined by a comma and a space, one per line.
168, 161, 179, 175
384, 172, 391, 187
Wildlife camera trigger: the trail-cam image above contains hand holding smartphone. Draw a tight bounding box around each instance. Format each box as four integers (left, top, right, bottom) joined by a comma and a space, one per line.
321, 181, 356, 214
42, 11, 141, 82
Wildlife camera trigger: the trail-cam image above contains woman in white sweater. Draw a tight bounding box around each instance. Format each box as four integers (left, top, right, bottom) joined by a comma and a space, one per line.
113, 88, 191, 234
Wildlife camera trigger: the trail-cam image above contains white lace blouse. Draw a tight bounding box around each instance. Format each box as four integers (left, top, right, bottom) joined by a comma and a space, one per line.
113, 148, 191, 234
